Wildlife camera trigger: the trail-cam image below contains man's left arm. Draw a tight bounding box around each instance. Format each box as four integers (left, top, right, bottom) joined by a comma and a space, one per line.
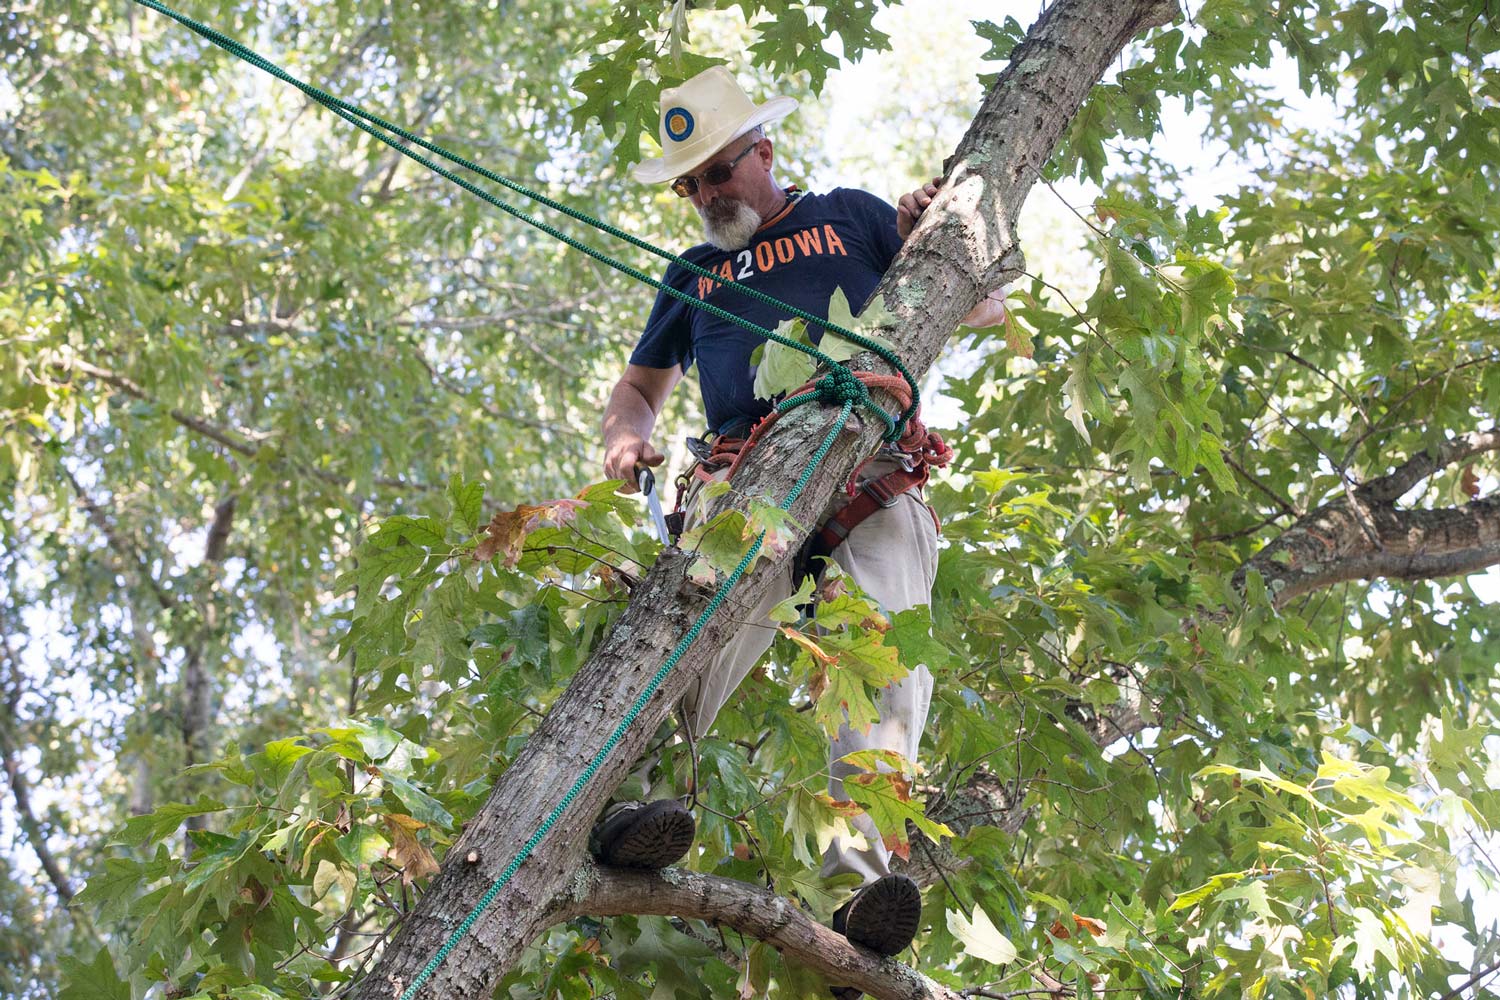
897, 178, 1008, 329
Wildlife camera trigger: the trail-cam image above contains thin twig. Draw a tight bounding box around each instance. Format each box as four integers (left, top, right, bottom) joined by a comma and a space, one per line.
1221, 452, 1300, 519
1020, 271, 1127, 362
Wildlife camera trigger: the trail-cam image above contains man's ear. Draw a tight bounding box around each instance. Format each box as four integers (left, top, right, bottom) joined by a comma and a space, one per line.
756, 137, 774, 170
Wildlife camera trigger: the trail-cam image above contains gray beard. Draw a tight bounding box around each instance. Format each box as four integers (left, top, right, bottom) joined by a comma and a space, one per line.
701, 200, 762, 251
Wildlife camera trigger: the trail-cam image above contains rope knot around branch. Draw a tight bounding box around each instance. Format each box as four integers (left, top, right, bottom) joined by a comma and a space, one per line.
816, 367, 869, 406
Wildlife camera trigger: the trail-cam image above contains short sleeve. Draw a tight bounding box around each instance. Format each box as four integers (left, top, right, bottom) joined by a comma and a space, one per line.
833, 188, 904, 275
630, 268, 694, 372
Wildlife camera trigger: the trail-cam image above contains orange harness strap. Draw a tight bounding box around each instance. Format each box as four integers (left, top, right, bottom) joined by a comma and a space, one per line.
671, 372, 954, 554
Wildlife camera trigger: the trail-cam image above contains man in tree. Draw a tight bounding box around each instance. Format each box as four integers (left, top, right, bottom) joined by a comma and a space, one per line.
597, 65, 1005, 973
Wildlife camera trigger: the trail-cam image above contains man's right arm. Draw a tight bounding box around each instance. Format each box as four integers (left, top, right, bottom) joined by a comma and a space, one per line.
602, 363, 682, 493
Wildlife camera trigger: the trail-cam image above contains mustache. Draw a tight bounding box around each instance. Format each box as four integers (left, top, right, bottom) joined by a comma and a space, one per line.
703, 199, 745, 223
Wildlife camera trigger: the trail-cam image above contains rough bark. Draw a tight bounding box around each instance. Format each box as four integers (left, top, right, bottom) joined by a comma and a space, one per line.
1235, 427, 1500, 606
349, 1, 1181, 997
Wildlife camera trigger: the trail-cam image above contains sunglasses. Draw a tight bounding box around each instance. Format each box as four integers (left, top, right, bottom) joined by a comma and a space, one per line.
671, 140, 761, 198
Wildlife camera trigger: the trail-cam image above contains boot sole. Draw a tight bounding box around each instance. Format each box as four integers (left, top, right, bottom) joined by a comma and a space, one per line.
597, 801, 695, 869
841, 874, 921, 956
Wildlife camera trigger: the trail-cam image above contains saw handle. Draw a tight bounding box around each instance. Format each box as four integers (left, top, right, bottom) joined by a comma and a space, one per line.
633, 461, 656, 496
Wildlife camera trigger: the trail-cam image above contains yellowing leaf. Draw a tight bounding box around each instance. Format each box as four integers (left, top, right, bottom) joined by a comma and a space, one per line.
781, 627, 836, 664
744, 498, 804, 562
1348, 906, 1401, 977
783, 787, 868, 867
811, 629, 908, 738
312, 859, 357, 902
820, 286, 896, 362
842, 770, 952, 860
947, 905, 1018, 966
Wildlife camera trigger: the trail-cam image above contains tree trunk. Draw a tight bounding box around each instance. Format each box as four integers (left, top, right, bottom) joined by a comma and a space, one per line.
349, 1, 1180, 997
181, 493, 236, 835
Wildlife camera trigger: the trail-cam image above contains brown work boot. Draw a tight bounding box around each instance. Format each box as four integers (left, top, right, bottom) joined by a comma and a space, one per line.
832, 873, 922, 954
826, 874, 922, 997
589, 799, 695, 869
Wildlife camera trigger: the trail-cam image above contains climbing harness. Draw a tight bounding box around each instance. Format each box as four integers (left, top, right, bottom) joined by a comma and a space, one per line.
672, 371, 952, 583
126, 4, 941, 996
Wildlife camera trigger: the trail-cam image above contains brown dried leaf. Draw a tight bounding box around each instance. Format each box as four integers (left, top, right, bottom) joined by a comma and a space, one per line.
884, 830, 911, 861
474, 498, 591, 566
384, 813, 440, 885
1461, 463, 1480, 499
1048, 918, 1071, 939
475, 504, 548, 565
807, 664, 829, 703
1073, 914, 1106, 937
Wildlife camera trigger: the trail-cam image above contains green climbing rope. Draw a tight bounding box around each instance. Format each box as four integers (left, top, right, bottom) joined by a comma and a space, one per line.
127, 3, 929, 994
131, 0, 922, 437
393, 400, 852, 1000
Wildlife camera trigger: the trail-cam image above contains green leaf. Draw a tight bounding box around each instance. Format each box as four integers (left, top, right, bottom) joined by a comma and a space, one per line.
1167, 871, 1245, 912
752, 318, 818, 400
118, 797, 228, 846
58, 947, 129, 1000
382, 773, 455, 830
1216, 879, 1274, 922
73, 858, 146, 924
446, 474, 485, 533
679, 509, 755, 583
886, 607, 952, 674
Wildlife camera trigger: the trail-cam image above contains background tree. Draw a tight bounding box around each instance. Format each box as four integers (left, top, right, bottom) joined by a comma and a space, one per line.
1, 1, 1497, 998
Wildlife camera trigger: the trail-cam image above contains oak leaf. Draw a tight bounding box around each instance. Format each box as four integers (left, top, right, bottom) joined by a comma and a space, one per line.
475, 498, 591, 566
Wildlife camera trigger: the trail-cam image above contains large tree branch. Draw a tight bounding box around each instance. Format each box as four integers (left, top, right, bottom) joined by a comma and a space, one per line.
1235, 494, 1500, 606
348, 1, 1180, 996
180, 493, 236, 837
1356, 426, 1499, 503
53, 358, 436, 494
567, 868, 966, 1000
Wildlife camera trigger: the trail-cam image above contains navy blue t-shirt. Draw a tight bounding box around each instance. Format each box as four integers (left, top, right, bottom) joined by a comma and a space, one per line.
630, 188, 903, 434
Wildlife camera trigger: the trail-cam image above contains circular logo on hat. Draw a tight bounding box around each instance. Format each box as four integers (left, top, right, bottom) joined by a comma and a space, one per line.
664, 107, 694, 143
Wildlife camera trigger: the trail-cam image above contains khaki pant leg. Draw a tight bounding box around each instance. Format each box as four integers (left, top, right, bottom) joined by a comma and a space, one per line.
626, 466, 793, 799
679, 572, 794, 738
819, 484, 940, 883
